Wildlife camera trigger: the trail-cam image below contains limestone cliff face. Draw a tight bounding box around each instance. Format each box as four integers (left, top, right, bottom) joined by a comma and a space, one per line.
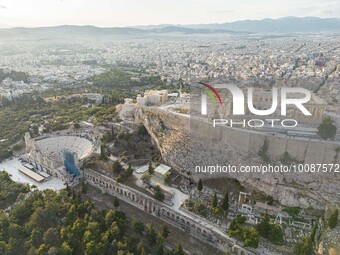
136, 106, 340, 209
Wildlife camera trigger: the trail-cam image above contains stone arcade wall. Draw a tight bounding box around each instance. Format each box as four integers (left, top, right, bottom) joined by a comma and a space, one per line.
83, 169, 257, 255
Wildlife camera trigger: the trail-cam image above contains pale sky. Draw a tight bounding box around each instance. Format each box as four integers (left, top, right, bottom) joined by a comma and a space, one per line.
0, 0, 339, 27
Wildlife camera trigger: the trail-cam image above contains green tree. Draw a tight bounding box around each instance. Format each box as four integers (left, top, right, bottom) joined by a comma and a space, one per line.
148, 161, 154, 175
197, 179, 203, 192
154, 185, 165, 202
257, 213, 271, 238
212, 192, 218, 208
112, 161, 123, 175
221, 191, 229, 211
160, 225, 170, 239
318, 117, 337, 140
328, 209, 338, 229
126, 163, 133, 176
132, 220, 145, 234
194, 202, 207, 217
100, 144, 107, 160
243, 227, 260, 248
141, 173, 151, 185
266, 195, 274, 205
294, 236, 313, 255
268, 223, 283, 244
146, 224, 157, 246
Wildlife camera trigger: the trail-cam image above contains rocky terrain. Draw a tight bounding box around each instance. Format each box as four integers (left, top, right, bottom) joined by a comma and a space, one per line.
135, 106, 340, 210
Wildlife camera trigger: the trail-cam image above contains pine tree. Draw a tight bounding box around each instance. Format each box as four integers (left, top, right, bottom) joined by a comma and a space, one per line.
100, 143, 106, 160
160, 225, 170, 239
146, 224, 157, 246
112, 161, 123, 174
212, 192, 218, 208
221, 190, 229, 211
257, 212, 271, 238
197, 179, 203, 192
126, 162, 133, 176
148, 161, 154, 175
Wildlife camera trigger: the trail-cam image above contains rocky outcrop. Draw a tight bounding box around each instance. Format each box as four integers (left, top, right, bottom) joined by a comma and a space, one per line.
136, 106, 340, 209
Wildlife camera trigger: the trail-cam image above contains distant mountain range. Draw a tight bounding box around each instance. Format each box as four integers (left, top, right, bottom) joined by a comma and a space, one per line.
135, 17, 340, 33
0, 25, 242, 39
0, 17, 339, 39
184, 16, 340, 33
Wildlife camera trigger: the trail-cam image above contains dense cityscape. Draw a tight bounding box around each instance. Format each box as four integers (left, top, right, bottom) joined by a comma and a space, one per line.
0, 2, 339, 255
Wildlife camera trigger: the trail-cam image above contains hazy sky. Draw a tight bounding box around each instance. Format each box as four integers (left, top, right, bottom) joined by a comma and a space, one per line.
0, 0, 339, 27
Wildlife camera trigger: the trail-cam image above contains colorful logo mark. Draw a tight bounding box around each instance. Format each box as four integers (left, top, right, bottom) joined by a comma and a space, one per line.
198, 82, 223, 106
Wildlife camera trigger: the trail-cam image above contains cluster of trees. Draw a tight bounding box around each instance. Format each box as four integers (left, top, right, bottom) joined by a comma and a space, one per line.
197, 179, 229, 215
184, 200, 207, 217
93, 69, 168, 91
0, 149, 13, 164
131, 220, 178, 254
0, 94, 46, 161
0, 189, 131, 255
211, 191, 229, 215
139, 162, 165, 202
228, 215, 260, 248
0, 185, 185, 255
91, 69, 177, 104
92, 69, 135, 89
112, 161, 133, 183
257, 213, 283, 244
0, 171, 30, 209
111, 124, 160, 167
140, 172, 165, 202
